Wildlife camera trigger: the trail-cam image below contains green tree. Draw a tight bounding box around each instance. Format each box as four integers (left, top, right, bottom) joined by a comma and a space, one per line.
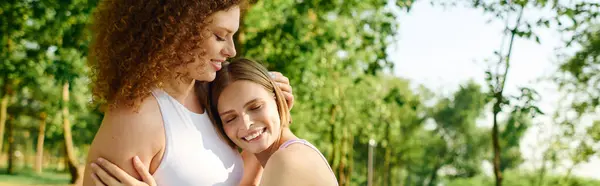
1, 0, 98, 183
557, 29, 600, 115
426, 81, 489, 185
239, 0, 412, 185
432, 1, 599, 184
0, 0, 37, 155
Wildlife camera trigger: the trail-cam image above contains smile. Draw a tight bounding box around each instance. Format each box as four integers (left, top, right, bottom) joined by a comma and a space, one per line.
243, 127, 267, 141
211, 60, 223, 71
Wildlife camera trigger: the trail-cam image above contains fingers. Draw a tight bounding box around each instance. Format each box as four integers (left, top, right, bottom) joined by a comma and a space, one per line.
276, 82, 292, 94
95, 158, 134, 184
90, 162, 121, 185
269, 71, 294, 110
269, 71, 290, 85
133, 156, 156, 186
91, 172, 107, 186
282, 91, 294, 111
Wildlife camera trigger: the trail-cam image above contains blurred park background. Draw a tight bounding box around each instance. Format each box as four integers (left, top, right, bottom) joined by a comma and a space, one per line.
1, 0, 599, 185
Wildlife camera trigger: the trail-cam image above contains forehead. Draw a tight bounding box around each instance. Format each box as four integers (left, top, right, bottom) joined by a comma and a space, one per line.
207, 6, 240, 32
217, 80, 271, 110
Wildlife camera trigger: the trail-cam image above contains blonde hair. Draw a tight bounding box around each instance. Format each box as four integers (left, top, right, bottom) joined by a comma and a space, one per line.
207, 58, 290, 148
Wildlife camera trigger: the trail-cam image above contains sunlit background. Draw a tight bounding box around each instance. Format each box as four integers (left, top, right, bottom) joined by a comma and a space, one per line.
0, 0, 598, 185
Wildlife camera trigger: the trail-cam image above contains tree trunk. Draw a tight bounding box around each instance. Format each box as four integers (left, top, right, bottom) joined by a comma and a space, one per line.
35, 112, 47, 173
23, 131, 32, 169
0, 94, 9, 152
492, 99, 503, 186
345, 136, 354, 186
338, 125, 347, 185
7, 115, 15, 174
491, 6, 524, 186
383, 121, 391, 186
384, 149, 391, 186
328, 104, 338, 171
62, 83, 81, 184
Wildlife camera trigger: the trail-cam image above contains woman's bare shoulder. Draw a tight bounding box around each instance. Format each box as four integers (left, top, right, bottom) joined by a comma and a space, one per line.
95, 95, 165, 147
261, 143, 337, 186
103, 96, 163, 128
83, 96, 165, 185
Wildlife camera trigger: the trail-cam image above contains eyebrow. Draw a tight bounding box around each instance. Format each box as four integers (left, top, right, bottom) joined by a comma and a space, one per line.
214, 26, 235, 34
218, 98, 262, 116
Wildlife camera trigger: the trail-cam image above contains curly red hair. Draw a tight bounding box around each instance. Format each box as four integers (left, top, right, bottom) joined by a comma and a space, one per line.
88, 0, 244, 109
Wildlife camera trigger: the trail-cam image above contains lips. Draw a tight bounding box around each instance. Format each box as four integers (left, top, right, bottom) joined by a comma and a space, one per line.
211, 59, 225, 71
242, 127, 267, 142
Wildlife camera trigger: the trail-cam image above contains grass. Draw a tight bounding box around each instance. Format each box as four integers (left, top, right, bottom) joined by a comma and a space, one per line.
0, 166, 70, 186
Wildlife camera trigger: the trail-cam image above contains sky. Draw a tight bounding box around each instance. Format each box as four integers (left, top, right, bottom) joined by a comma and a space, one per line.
389, 0, 599, 179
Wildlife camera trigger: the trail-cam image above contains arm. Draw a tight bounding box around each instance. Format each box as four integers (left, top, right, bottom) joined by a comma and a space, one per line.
239, 150, 263, 186
90, 156, 156, 186
83, 99, 164, 186
91, 151, 260, 186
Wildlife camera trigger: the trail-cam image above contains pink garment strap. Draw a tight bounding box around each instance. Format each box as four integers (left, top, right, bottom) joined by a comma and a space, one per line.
279, 139, 310, 149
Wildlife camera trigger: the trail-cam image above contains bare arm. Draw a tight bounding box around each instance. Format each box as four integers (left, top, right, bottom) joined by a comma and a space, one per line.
83, 98, 164, 186
90, 156, 156, 186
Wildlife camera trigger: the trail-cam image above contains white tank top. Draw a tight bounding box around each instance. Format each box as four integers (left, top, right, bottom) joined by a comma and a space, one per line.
151, 89, 243, 186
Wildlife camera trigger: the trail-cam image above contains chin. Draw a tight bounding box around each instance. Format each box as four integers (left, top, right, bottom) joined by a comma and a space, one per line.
196, 73, 216, 82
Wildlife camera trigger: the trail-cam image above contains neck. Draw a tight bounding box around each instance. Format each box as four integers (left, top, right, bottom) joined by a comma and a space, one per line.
255, 128, 297, 167
162, 77, 204, 112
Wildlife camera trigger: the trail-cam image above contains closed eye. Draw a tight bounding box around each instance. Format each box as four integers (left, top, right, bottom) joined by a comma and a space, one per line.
214, 34, 225, 41
224, 116, 237, 123
250, 104, 263, 111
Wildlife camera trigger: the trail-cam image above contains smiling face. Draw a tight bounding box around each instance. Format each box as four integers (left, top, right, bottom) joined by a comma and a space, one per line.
208, 58, 290, 151
183, 6, 240, 82
217, 80, 282, 153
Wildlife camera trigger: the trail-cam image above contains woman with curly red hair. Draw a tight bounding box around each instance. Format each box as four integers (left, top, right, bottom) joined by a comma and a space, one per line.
83, 0, 294, 185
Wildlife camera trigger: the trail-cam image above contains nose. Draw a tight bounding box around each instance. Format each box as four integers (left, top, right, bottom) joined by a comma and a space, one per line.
240, 112, 252, 130
222, 39, 237, 58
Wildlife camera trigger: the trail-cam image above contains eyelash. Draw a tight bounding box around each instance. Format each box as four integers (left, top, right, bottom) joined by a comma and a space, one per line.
223, 104, 263, 123
214, 34, 225, 41
251, 104, 263, 110
225, 116, 236, 123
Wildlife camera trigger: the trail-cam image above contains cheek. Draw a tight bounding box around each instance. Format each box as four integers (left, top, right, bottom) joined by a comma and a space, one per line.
200, 40, 221, 55
266, 108, 281, 128
223, 125, 237, 140
184, 54, 206, 70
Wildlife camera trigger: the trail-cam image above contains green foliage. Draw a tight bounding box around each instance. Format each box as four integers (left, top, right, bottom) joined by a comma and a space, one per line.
241, 1, 412, 184
557, 28, 600, 115
426, 81, 490, 180
445, 169, 600, 186
1, 0, 599, 185
0, 0, 101, 177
